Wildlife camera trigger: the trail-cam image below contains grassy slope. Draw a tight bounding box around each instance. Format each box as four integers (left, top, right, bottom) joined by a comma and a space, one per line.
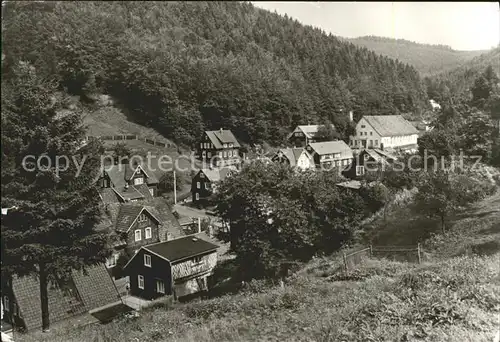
21, 185, 500, 342
346, 36, 489, 76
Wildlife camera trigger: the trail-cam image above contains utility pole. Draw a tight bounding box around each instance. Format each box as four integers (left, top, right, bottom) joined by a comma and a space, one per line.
173, 170, 177, 204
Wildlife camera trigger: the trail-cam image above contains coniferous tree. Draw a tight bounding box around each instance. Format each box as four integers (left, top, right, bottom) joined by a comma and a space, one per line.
1, 62, 111, 331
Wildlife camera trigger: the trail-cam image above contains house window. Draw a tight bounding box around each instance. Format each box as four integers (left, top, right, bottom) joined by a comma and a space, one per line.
12, 302, 17, 316
218, 152, 222, 157
197, 182, 201, 189
205, 183, 210, 190
375, 140, 378, 146
134, 177, 144, 185
223, 144, 227, 148
370, 132, 373, 136
228, 150, 232, 157
149, 188, 154, 196
135, 229, 142, 242
223, 151, 227, 158
145, 227, 152, 239
3, 296, 9, 312
144, 254, 152, 267
356, 166, 365, 176
138, 275, 144, 289
200, 173, 205, 178
139, 214, 147, 222
195, 193, 199, 200
202, 151, 206, 157
207, 152, 212, 158
229, 143, 233, 148
193, 256, 202, 263
106, 253, 119, 268
156, 280, 165, 294
361, 125, 366, 128
200, 143, 203, 149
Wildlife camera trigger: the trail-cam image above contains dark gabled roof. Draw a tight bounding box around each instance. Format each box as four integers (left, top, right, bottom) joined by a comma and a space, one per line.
98, 188, 121, 204
11, 264, 120, 331
205, 130, 241, 149
115, 205, 160, 232
287, 124, 337, 140
363, 115, 419, 137
104, 164, 158, 189
198, 166, 238, 183
135, 184, 154, 201
72, 265, 122, 314
143, 235, 219, 263
143, 198, 184, 241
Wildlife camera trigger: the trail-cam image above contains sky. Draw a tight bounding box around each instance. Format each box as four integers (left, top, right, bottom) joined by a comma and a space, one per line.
252, 2, 500, 51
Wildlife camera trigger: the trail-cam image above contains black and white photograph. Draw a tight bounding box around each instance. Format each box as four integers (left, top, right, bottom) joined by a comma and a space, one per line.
1, 1, 499, 341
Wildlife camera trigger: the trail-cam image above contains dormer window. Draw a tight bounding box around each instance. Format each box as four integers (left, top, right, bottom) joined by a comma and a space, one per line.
223, 144, 228, 148
229, 143, 233, 148
134, 177, 144, 185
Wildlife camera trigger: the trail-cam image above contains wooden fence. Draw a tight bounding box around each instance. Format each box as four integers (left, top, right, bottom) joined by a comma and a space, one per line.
85, 135, 177, 149
342, 244, 422, 272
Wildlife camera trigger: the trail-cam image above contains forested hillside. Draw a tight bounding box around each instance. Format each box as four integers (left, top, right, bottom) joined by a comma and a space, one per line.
2, 1, 429, 146
424, 47, 500, 102
347, 36, 489, 76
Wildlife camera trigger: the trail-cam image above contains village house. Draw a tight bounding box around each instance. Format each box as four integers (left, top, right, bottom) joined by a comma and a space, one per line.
198, 129, 241, 168
287, 124, 337, 147
342, 148, 398, 180
270, 148, 314, 171
98, 161, 159, 204
123, 234, 219, 300
191, 166, 238, 206
349, 115, 419, 152
1, 265, 123, 333
100, 199, 184, 280
305, 141, 354, 170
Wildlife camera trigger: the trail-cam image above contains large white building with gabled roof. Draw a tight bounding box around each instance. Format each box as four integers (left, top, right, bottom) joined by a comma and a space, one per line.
349, 115, 419, 152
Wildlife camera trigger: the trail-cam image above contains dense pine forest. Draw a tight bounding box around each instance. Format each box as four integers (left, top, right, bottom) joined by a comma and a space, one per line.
2, 1, 429, 146
347, 36, 488, 76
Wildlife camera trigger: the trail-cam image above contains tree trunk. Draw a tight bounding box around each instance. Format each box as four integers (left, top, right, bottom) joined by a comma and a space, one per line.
39, 263, 50, 332
441, 215, 446, 234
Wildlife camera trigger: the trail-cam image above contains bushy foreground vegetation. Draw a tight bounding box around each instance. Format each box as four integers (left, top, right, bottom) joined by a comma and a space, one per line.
23, 254, 500, 342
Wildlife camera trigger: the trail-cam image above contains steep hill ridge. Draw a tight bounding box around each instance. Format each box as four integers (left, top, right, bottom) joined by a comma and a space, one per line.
3, 1, 429, 146
347, 36, 490, 76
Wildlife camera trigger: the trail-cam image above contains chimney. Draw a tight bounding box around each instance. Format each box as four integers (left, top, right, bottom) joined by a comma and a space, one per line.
124, 183, 129, 191
349, 110, 353, 122
220, 128, 223, 134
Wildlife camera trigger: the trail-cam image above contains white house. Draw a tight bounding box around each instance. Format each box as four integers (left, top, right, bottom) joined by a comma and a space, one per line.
349, 115, 419, 152
271, 148, 314, 171
306, 141, 354, 169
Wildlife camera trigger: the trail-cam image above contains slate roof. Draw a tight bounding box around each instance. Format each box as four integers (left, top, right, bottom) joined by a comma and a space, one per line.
205, 130, 241, 149
105, 164, 158, 189
199, 166, 238, 183
307, 141, 353, 159
143, 235, 219, 263
98, 188, 121, 204
363, 115, 419, 137
11, 264, 120, 331
115, 205, 160, 232
143, 198, 184, 241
